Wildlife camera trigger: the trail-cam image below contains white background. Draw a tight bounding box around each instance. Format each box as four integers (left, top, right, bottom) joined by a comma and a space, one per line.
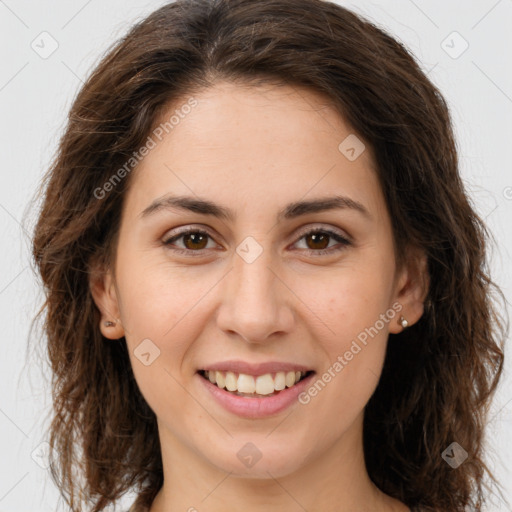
0, 0, 510, 510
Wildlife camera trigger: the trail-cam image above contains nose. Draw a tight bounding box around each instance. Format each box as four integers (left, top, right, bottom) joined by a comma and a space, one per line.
216, 245, 294, 344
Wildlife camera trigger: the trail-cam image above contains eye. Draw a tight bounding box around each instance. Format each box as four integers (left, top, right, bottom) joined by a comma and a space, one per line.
163, 225, 351, 257
163, 228, 218, 255
292, 227, 352, 256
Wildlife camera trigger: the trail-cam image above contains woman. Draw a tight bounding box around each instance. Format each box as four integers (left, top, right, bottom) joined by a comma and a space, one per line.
31, 0, 507, 511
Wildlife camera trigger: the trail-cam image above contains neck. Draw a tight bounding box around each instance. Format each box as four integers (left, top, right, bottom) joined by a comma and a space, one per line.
148, 412, 409, 512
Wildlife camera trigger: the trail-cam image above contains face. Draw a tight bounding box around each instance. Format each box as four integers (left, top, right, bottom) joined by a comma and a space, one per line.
91, 81, 426, 481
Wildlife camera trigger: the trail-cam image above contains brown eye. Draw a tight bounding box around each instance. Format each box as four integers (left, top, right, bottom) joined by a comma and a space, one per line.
163, 226, 351, 257
163, 229, 215, 254
294, 228, 351, 256
304, 232, 330, 250
181, 232, 209, 250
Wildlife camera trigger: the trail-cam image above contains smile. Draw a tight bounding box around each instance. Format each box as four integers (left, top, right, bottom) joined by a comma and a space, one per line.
198, 369, 313, 397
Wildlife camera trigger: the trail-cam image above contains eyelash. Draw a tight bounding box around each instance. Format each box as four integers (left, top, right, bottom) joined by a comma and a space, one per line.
163, 226, 352, 257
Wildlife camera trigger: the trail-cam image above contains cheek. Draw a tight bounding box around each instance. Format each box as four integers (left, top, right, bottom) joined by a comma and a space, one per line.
115, 258, 223, 389
313, 260, 394, 338
117, 264, 212, 416
304, 263, 394, 407
117, 256, 216, 335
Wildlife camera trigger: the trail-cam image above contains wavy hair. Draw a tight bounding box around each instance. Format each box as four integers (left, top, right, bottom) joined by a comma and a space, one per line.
30, 0, 507, 510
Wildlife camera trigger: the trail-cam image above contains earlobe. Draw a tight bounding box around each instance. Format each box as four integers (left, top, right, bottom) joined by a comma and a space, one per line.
89, 267, 125, 340
389, 247, 430, 334
101, 318, 124, 339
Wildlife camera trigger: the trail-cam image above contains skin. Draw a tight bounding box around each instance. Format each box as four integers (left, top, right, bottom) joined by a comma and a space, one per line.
90, 81, 428, 512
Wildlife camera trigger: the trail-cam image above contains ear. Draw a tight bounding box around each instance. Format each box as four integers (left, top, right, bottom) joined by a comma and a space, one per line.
388, 245, 430, 334
89, 265, 125, 340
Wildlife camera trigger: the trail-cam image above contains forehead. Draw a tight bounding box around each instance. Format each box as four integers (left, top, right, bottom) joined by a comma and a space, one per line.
123, 81, 386, 222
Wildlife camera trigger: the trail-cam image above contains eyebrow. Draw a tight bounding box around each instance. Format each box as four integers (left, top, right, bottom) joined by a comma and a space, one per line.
139, 194, 372, 222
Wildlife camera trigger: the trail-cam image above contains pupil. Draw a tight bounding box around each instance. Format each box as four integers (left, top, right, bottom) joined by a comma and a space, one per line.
185, 233, 207, 249
308, 233, 329, 250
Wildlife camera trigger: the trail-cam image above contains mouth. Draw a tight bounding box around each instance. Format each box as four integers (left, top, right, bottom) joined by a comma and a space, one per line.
197, 369, 315, 398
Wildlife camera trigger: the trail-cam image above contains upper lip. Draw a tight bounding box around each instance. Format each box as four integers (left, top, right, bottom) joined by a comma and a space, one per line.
199, 360, 314, 376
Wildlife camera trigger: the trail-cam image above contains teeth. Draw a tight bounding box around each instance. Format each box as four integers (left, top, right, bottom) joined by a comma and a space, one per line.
204, 370, 308, 395
225, 371, 237, 392
237, 373, 255, 393
255, 374, 274, 395
216, 371, 225, 389
274, 371, 286, 390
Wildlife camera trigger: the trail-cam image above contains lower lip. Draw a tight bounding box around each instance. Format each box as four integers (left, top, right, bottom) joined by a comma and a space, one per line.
197, 371, 316, 419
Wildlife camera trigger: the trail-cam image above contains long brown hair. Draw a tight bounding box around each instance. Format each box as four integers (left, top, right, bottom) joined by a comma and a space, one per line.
30, 0, 507, 510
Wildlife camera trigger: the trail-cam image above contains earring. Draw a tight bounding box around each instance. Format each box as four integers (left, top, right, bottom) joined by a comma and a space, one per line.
104, 320, 116, 327
399, 316, 408, 329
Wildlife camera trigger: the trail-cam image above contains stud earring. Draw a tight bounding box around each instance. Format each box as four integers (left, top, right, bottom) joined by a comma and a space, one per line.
104, 320, 116, 327
399, 316, 408, 329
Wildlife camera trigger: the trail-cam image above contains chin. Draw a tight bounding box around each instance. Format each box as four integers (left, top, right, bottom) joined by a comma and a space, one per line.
202, 435, 309, 479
